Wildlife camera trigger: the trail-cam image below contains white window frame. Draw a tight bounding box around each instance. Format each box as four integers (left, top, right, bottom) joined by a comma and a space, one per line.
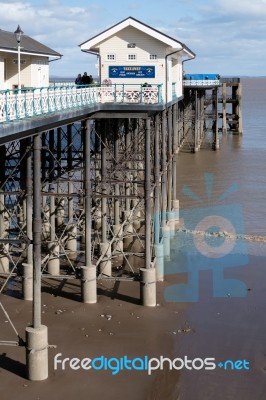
149, 54, 158, 61
127, 53, 137, 61
106, 53, 116, 61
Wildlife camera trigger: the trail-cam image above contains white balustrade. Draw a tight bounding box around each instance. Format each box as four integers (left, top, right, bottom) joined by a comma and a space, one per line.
0, 84, 162, 124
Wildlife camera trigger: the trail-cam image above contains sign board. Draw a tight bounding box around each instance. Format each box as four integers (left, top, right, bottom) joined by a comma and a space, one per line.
109, 66, 155, 79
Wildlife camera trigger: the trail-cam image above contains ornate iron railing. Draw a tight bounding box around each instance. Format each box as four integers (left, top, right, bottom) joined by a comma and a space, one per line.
0, 83, 163, 124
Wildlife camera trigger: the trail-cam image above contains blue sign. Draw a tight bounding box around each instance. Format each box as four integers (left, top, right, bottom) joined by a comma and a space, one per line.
109, 66, 155, 79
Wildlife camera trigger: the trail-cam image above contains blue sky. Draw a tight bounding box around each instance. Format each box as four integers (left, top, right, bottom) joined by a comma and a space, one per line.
1, 0, 266, 77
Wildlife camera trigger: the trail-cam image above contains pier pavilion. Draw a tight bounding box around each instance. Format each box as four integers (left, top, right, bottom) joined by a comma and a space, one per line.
0, 27, 62, 89
0, 17, 242, 381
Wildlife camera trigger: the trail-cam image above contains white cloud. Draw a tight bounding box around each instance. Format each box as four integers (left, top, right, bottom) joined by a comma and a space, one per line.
1, 0, 265, 77
217, 0, 266, 16
0, 2, 35, 21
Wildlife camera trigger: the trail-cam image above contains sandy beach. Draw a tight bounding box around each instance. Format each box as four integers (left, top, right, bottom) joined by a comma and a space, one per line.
1, 239, 266, 400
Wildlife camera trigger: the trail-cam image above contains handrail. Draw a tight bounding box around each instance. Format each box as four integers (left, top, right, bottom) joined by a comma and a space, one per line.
0, 83, 163, 124
183, 79, 221, 87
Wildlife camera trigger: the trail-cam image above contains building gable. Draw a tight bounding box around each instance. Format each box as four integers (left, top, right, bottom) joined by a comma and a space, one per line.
80, 16, 195, 58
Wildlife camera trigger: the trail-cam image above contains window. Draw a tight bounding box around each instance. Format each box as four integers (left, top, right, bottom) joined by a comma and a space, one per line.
13, 59, 26, 65
149, 54, 157, 60
106, 54, 116, 61
127, 54, 137, 61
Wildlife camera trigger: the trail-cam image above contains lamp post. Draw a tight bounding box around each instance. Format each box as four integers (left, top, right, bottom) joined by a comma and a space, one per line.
14, 25, 24, 90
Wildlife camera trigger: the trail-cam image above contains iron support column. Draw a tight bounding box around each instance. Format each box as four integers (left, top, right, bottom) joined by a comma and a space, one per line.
145, 117, 151, 269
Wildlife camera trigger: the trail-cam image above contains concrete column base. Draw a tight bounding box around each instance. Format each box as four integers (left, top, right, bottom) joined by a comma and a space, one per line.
123, 211, 134, 249
66, 225, 77, 261
155, 244, 164, 281
112, 225, 123, 263
25, 325, 48, 381
162, 226, 170, 259
172, 200, 180, 229
168, 211, 176, 237
99, 242, 112, 276
0, 245, 9, 273
81, 265, 97, 304
140, 267, 156, 307
22, 263, 33, 301
47, 243, 60, 275
123, 224, 134, 249
133, 210, 142, 231
172, 199, 180, 213
94, 209, 102, 230
56, 199, 65, 227
42, 207, 50, 241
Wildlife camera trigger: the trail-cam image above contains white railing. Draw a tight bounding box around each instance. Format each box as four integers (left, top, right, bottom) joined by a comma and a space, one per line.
183, 79, 221, 87
0, 84, 163, 124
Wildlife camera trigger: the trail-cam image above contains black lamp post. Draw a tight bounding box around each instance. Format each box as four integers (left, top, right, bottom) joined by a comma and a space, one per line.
14, 25, 24, 89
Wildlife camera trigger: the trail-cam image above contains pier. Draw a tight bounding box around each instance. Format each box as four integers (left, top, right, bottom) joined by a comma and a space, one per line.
0, 76, 242, 379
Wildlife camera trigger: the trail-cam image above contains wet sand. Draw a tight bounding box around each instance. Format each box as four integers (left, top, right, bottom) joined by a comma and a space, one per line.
1, 242, 266, 400
0, 275, 189, 400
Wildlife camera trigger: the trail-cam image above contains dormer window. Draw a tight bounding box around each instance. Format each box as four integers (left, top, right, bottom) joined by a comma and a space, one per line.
127, 54, 137, 61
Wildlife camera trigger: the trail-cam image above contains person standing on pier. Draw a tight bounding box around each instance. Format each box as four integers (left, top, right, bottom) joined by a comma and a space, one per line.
75, 73, 82, 85
81, 72, 91, 85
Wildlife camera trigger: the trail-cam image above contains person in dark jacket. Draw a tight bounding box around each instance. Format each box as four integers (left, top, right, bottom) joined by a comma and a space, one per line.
81, 72, 91, 85
75, 74, 82, 85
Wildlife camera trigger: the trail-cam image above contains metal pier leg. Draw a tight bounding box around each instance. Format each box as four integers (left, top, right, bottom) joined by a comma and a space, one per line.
154, 113, 164, 281
140, 117, 156, 306
56, 128, 64, 228
47, 130, 60, 275
123, 119, 134, 249
81, 119, 97, 304
26, 133, 48, 381
22, 138, 33, 301
161, 110, 170, 257
113, 120, 123, 261
48, 189, 60, 275
236, 82, 243, 134
167, 108, 173, 213
194, 89, 199, 152
114, 120, 120, 226
0, 145, 8, 274
214, 88, 219, 150
161, 110, 167, 227
222, 83, 227, 134
172, 104, 177, 201
66, 125, 77, 261
101, 120, 107, 244
99, 120, 111, 276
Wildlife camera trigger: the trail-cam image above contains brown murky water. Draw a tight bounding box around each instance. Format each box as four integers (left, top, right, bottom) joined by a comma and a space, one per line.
1, 78, 265, 400
169, 78, 266, 400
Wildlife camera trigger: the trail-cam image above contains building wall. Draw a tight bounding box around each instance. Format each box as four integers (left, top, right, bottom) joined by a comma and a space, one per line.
30, 58, 49, 87
0, 56, 4, 89
0, 52, 49, 89
97, 26, 184, 101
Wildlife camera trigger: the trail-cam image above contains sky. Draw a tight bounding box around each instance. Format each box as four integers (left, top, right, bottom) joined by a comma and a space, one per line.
1, 0, 266, 78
